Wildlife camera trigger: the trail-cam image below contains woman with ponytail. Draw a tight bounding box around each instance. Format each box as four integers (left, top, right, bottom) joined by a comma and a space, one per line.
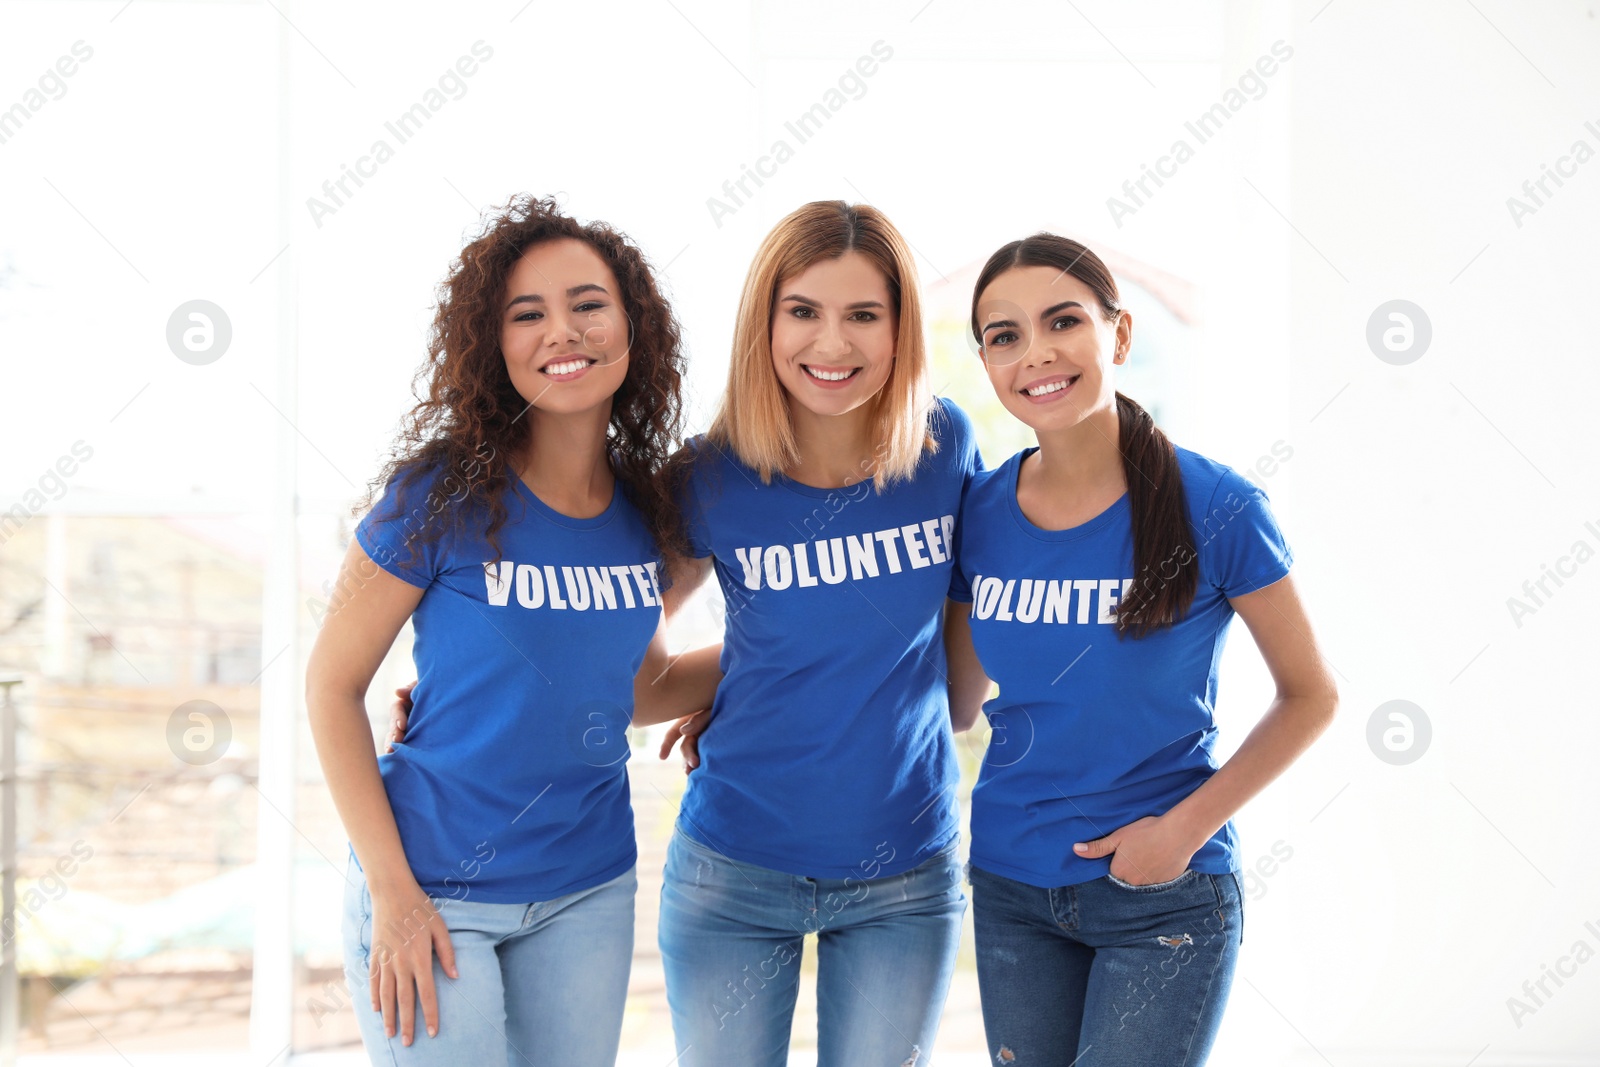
950, 233, 1338, 1065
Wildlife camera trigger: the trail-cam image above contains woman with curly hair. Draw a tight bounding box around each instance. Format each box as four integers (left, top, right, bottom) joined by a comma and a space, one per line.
305, 195, 692, 1065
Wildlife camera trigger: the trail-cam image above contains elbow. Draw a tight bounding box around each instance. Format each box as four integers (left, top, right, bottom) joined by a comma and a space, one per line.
304, 666, 361, 728
1321, 678, 1341, 730
631, 679, 666, 728
1291, 676, 1340, 740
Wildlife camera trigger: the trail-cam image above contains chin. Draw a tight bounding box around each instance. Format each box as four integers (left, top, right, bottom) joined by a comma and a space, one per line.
1006, 400, 1080, 434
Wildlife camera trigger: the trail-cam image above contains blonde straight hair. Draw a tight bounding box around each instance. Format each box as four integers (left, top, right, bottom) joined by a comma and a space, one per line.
707, 200, 936, 489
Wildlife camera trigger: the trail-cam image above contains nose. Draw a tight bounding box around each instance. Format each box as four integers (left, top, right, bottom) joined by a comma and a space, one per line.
543, 309, 583, 346
811, 316, 848, 359
1021, 330, 1055, 369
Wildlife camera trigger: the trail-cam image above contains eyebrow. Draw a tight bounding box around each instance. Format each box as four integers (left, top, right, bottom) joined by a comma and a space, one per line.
504, 283, 610, 312
780, 293, 887, 311
981, 300, 1086, 335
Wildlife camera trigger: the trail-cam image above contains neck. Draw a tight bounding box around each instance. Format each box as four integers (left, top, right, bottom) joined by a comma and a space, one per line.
516, 402, 614, 512
1030, 398, 1126, 497
783, 397, 877, 488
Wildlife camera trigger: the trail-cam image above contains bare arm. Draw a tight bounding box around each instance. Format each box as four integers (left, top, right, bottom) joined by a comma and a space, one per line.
1074, 571, 1339, 883
304, 538, 455, 1045
1162, 572, 1339, 843
944, 599, 992, 733
633, 553, 724, 727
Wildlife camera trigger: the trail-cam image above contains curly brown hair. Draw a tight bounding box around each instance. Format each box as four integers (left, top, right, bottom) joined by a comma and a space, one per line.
358, 194, 690, 570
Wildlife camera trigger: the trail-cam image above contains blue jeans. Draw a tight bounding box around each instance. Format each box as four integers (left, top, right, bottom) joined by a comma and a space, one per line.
970, 864, 1243, 1067
658, 827, 966, 1066
340, 854, 636, 1066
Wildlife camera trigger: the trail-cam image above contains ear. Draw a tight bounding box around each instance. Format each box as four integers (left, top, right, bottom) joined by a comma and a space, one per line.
1112, 309, 1134, 364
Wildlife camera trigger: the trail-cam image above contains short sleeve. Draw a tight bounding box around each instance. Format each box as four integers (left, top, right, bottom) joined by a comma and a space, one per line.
355, 466, 449, 589
1199, 468, 1293, 598
676, 439, 713, 560
935, 396, 985, 480
936, 398, 984, 603
947, 502, 975, 604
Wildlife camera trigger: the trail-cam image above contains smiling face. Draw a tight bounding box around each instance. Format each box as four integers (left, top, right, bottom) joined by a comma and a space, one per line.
769, 251, 898, 418
499, 238, 631, 417
975, 265, 1131, 434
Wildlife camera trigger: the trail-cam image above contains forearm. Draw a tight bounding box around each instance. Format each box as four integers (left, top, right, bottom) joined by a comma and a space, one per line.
944, 602, 991, 732
308, 691, 416, 894
633, 643, 724, 727
947, 657, 991, 733
1167, 690, 1338, 848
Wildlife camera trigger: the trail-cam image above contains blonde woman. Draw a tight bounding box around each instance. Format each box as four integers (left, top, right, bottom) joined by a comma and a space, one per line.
652, 200, 989, 1065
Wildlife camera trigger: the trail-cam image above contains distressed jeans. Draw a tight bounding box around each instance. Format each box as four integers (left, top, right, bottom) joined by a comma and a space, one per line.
970, 863, 1243, 1067
658, 827, 966, 1066
340, 854, 636, 1066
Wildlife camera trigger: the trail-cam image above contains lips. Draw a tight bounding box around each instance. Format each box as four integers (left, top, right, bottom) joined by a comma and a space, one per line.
801, 363, 861, 388
1019, 373, 1079, 402
540, 356, 597, 380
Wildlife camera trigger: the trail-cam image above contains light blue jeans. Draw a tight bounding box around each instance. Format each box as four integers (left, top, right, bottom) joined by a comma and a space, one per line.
657, 827, 966, 1066
340, 854, 636, 1066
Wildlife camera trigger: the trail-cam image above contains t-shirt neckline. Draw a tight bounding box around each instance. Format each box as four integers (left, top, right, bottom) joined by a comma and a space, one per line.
771, 466, 875, 500
1005, 447, 1129, 542
510, 473, 620, 530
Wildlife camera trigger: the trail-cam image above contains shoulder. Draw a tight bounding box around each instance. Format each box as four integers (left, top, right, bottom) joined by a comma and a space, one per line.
675, 433, 741, 488
670, 433, 748, 516
1173, 446, 1264, 517
927, 395, 976, 448
959, 447, 1020, 509
1173, 445, 1288, 556
677, 433, 740, 476
365, 458, 454, 522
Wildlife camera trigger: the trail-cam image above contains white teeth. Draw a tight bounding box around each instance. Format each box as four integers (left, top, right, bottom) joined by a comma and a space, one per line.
543, 358, 591, 376
805, 366, 856, 382
1025, 378, 1073, 397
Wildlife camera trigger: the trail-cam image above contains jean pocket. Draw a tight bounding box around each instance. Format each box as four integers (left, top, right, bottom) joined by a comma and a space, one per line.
1105, 868, 1198, 893
666, 829, 728, 890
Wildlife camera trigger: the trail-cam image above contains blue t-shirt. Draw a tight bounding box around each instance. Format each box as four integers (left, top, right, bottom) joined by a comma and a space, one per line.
678, 397, 983, 878
951, 445, 1293, 889
353, 464, 661, 903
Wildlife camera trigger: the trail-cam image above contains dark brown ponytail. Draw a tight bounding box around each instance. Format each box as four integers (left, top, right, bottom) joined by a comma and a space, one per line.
1112, 391, 1196, 637
971, 233, 1197, 638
